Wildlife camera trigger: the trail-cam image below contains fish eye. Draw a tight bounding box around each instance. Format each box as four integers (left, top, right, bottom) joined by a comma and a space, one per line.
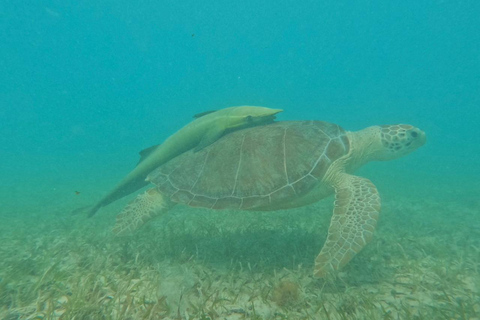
410, 131, 418, 138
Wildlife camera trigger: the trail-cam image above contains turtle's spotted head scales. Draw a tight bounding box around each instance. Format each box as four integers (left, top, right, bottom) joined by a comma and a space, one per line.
377, 124, 426, 160
347, 124, 426, 166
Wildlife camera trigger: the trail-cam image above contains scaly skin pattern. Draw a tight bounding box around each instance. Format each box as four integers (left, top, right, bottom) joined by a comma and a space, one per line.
113, 122, 425, 277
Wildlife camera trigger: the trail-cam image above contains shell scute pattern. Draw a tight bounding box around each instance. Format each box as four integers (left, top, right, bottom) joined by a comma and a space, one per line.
148, 121, 350, 210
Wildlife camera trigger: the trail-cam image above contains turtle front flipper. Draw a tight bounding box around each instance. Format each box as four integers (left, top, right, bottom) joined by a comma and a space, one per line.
113, 188, 175, 236
314, 174, 380, 277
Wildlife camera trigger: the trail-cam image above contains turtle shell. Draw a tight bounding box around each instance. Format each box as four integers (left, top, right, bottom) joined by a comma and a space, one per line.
147, 121, 349, 210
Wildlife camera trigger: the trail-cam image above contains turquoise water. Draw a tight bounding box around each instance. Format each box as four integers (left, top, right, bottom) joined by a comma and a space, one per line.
1, 1, 479, 318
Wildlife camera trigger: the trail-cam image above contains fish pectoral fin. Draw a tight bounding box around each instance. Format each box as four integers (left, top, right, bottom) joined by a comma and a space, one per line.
137, 144, 160, 165
194, 126, 225, 152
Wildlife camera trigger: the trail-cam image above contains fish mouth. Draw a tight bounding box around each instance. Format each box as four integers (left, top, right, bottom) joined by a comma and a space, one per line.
262, 109, 283, 123
271, 109, 283, 117
261, 114, 278, 124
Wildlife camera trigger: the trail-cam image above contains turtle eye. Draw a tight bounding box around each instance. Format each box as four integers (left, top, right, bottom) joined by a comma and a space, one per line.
246, 115, 253, 123
410, 131, 418, 138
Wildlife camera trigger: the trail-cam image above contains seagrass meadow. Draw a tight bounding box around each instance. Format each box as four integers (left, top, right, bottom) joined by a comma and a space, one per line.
1, 184, 478, 319
2, 0, 480, 319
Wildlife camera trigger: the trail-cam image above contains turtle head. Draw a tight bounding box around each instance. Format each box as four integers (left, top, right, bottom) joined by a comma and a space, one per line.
350, 124, 425, 166
371, 124, 426, 161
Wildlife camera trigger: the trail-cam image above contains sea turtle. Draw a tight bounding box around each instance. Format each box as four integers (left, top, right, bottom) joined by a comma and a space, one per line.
113, 120, 426, 277
85, 106, 282, 217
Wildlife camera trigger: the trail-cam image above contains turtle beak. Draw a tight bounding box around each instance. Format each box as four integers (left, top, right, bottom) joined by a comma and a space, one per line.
419, 130, 426, 145
412, 128, 426, 146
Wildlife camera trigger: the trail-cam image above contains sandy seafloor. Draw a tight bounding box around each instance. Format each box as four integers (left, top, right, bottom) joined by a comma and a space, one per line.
0, 171, 479, 320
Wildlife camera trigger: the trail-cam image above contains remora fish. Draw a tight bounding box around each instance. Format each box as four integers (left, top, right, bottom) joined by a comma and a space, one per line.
86, 106, 283, 217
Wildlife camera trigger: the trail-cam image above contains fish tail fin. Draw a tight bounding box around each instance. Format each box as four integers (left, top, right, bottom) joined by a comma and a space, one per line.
71, 205, 100, 218
86, 205, 101, 218
71, 205, 92, 216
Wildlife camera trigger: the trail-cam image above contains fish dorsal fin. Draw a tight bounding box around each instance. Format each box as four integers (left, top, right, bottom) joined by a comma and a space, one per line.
193, 110, 217, 118
137, 144, 159, 165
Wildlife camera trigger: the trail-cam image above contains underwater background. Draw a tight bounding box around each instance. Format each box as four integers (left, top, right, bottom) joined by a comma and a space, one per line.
1, 0, 479, 319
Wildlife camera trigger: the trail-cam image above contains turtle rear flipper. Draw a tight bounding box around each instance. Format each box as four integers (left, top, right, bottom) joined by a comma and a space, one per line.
113, 188, 175, 236
314, 174, 380, 277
